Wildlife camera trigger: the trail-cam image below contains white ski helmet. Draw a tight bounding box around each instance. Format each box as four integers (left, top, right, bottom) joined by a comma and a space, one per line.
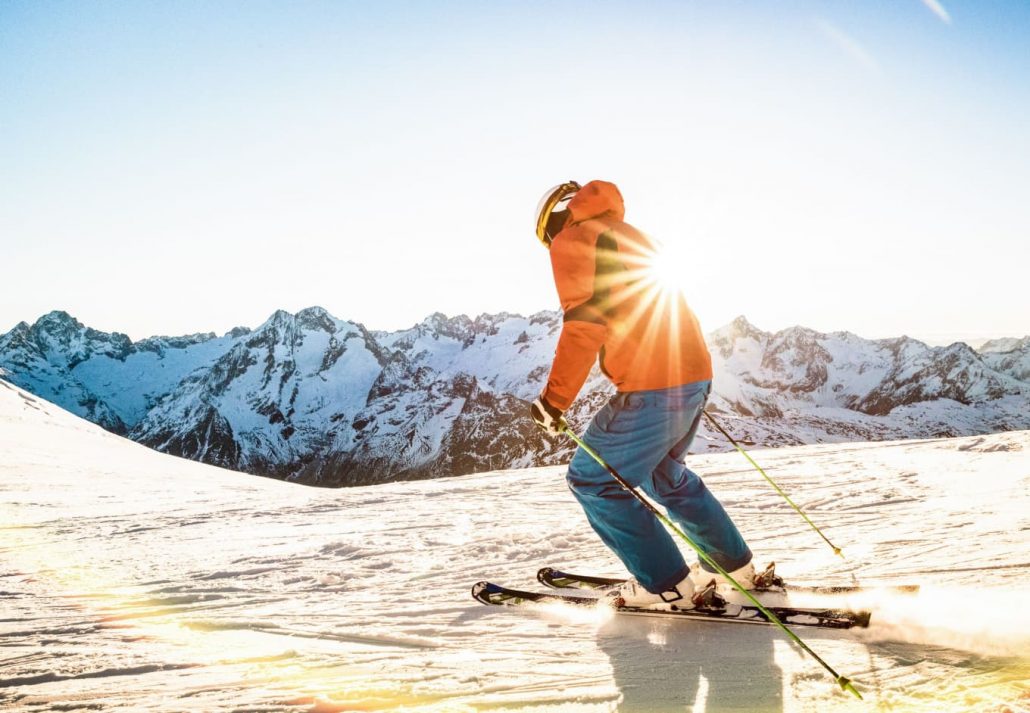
535, 180, 581, 248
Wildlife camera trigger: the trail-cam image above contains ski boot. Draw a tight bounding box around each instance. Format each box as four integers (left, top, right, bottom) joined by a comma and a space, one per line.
690, 561, 785, 592
608, 573, 695, 610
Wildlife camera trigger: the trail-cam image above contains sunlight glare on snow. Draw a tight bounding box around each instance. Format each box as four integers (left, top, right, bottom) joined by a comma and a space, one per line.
1, 528, 445, 713
688, 673, 709, 713
646, 628, 667, 647
536, 599, 617, 626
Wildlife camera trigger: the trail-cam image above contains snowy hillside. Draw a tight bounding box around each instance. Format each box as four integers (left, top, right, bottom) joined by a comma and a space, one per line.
1, 309, 1028, 486
2, 378, 1028, 712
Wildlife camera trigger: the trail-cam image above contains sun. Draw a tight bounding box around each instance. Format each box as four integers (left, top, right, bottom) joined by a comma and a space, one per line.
647, 239, 691, 294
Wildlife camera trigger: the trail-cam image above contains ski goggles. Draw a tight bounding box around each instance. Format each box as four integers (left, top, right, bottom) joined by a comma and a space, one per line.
535, 180, 581, 248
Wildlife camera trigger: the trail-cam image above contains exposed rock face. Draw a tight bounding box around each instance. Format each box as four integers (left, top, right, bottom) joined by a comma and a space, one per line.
2, 309, 1028, 486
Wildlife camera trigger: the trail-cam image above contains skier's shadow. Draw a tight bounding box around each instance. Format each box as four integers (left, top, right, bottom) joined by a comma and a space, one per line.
597, 614, 783, 713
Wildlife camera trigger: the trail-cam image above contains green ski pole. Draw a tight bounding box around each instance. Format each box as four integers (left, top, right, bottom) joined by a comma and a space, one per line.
703, 410, 845, 559
559, 422, 862, 700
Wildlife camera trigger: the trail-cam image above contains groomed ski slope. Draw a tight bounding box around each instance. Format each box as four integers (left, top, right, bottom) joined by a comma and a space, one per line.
1, 378, 1028, 712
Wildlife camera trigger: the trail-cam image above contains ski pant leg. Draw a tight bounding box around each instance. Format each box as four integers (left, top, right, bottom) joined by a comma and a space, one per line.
566, 381, 712, 593
649, 456, 752, 572
566, 401, 688, 593
643, 390, 753, 573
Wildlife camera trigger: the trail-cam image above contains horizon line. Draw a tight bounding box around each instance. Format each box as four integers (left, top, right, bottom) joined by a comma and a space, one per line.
4, 306, 1026, 350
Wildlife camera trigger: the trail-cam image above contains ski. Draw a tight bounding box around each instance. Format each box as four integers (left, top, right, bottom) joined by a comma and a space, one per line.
537, 566, 919, 596
471, 581, 870, 629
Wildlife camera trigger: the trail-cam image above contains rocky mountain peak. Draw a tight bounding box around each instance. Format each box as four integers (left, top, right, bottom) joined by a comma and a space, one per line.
711, 315, 766, 343
30, 311, 86, 350
0, 321, 33, 350
296, 306, 338, 333
33, 310, 81, 332
707, 315, 768, 358
249, 309, 315, 348
528, 310, 561, 328
874, 335, 927, 360
417, 312, 474, 342
938, 341, 980, 360
775, 325, 820, 342
980, 336, 1030, 354
260, 309, 294, 328
27, 311, 134, 366
473, 311, 515, 330
978, 335, 1030, 382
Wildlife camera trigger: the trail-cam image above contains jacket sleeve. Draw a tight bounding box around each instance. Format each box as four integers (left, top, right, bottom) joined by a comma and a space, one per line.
542, 231, 610, 411
543, 320, 606, 411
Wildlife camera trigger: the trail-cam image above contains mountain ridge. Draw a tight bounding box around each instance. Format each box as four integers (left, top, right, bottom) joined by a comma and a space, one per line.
2, 307, 1028, 486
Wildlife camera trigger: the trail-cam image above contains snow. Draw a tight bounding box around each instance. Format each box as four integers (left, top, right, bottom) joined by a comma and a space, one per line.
377, 312, 558, 401
297, 334, 383, 428
1, 378, 1028, 712
70, 335, 237, 426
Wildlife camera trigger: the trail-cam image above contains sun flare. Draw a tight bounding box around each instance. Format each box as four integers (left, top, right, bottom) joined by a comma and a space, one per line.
646, 240, 692, 294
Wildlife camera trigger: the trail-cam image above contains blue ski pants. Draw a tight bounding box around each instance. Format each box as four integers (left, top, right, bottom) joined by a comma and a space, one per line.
567, 380, 752, 593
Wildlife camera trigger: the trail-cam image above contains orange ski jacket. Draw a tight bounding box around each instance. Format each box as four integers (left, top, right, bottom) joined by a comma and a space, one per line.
542, 180, 713, 411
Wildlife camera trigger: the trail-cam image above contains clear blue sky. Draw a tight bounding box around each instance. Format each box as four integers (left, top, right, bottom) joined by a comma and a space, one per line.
1, 0, 1028, 343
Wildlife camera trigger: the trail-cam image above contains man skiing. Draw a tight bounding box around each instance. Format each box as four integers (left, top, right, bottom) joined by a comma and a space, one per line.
530, 179, 756, 609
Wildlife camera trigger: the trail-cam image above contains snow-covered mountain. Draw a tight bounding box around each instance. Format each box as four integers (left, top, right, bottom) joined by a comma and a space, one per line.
980, 335, 1030, 382
704, 316, 1030, 447
0, 310, 244, 433
2, 308, 1028, 485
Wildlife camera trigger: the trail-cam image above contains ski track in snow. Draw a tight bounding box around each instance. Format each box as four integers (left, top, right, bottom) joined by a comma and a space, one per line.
1, 380, 1028, 712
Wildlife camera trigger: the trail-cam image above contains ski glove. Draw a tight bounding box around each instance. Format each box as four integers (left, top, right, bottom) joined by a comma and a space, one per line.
530, 396, 567, 436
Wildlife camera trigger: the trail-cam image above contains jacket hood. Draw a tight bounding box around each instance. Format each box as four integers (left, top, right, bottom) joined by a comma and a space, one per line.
568, 180, 624, 223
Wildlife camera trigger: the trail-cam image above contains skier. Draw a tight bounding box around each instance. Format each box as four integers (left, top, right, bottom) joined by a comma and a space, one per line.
530, 179, 756, 609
